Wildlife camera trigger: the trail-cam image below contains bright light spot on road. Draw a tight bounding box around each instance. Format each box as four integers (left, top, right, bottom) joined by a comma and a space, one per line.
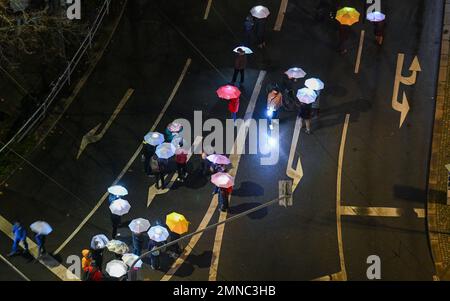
268, 137, 277, 147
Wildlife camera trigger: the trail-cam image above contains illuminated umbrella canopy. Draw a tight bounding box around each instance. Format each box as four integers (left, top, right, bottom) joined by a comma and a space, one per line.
366, 11, 385, 22
336, 7, 360, 26
107, 185, 128, 197
305, 78, 325, 91
156, 142, 176, 159
122, 253, 143, 268
30, 221, 53, 235
109, 198, 131, 216
166, 212, 189, 235
285, 67, 306, 79
128, 218, 151, 234
211, 172, 235, 188
207, 154, 231, 165
233, 46, 253, 54
296, 88, 318, 104
106, 260, 128, 278
91, 234, 109, 250
172, 135, 186, 148
216, 85, 241, 100
106, 240, 129, 255
167, 122, 183, 134
144, 132, 164, 146
250, 5, 270, 19
147, 225, 170, 242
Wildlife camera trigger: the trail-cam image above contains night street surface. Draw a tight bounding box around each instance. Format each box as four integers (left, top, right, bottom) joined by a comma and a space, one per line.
0, 0, 442, 281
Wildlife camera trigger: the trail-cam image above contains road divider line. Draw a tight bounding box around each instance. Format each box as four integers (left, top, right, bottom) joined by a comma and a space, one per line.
0, 254, 30, 281
0, 215, 79, 281
147, 136, 203, 207
204, 0, 213, 20
341, 206, 425, 218
209, 70, 267, 281
354, 30, 365, 74
274, 0, 289, 31
335, 114, 350, 281
54, 58, 192, 255
286, 116, 304, 191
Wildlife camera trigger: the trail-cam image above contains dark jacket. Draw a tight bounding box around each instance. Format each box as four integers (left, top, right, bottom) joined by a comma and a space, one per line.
234, 54, 247, 70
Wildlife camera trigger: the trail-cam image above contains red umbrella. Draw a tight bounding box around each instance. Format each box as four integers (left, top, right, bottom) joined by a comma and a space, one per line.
216, 85, 241, 100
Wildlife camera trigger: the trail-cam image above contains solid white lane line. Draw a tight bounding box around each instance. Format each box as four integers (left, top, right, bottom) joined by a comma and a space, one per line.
54, 58, 192, 255
0, 215, 79, 280
0, 254, 31, 281
208, 70, 266, 281
354, 30, 365, 74
274, 0, 289, 31
204, 0, 213, 20
335, 114, 350, 281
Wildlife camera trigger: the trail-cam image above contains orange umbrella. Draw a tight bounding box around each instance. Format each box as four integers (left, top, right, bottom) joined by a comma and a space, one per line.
166, 212, 189, 235
336, 7, 360, 26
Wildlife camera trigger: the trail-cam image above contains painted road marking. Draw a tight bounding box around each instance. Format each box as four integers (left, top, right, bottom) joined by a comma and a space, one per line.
274, 0, 289, 31
209, 71, 266, 281
341, 206, 425, 218
391, 53, 421, 128
147, 136, 203, 207
77, 89, 134, 159
0, 215, 79, 281
0, 254, 31, 281
286, 116, 304, 191
203, 0, 213, 20
54, 58, 192, 255
335, 114, 350, 281
354, 30, 365, 74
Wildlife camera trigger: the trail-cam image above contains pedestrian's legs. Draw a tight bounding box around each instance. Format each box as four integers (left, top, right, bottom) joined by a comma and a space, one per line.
160, 172, 166, 188
22, 238, 28, 253
112, 224, 117, 239
305, 119, 312, 133
232, 112, 237, 122
232, 69, 239, 83
181, 163, 187, 178
10, 238, 19, 255
239, 69, 245, 83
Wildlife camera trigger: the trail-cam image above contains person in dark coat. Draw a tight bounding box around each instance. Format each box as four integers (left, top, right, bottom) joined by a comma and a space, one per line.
84, 261, 103, 281
151, 154, 167, 189
132, 232, 144, 256
243, 15, 254, 45
338, 24, 351, 54
142, 141, 156, 176
373, 20, 385, 45
148, 240, 162, 270
218, 186, 232, 212
231, 48, 247, 85
35, 233, 47, 258
110, 213, 121, 239
8, 221, 28, 256
298, 102, 313, 134
254, 17, 267, 48
91, 249, 104, 271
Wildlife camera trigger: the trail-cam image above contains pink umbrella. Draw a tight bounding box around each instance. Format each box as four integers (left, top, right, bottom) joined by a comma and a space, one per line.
175, 148, 188, 155
216, 85, 241, 100
211, 172, 235, 188
207, 154, 231, 165
167, 122, 183, 133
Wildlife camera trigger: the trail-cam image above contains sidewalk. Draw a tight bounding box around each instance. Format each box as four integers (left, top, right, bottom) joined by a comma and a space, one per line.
427, 0, 450, 281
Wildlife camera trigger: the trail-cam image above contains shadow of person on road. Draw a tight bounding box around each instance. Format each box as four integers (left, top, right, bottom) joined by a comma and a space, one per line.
232, 181, 264, 197
228, 202, 268, 219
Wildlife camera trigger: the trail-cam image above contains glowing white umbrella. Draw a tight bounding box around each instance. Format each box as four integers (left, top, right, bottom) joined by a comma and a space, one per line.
211, 172, 235, 188
122, 253, 143, 268
250, 5, 270, 19
106, 260, 128, 278
233, 46, 253, 54
144, 132, 164, 146
109, 198, 131, 216
91, 234, 109, 250
156, 143, 176, 159
128, 218, 151, 234
366, 11, 385, 22
106, 240, 129, 255
305, 78, 325, 91
107, 185, 128, 197
296, 88, 317, 104
285, 67, 307, 79
30, 221, 53, 235
207, 154, 231, 165
147, 225, 170, 243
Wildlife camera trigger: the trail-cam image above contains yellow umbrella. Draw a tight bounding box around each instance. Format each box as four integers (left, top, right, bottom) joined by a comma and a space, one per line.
166, 212, 189, 235
336, 7, 360, 26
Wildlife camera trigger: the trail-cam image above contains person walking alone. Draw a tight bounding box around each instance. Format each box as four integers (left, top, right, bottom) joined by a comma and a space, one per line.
231, 48, 247, 86
8, 221, 28, 257
175, 145, 188, 182
228, 97, 240, 123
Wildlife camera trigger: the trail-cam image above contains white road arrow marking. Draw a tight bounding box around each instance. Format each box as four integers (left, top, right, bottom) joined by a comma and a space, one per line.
286, 116, 304, 191
147, 136, 203, 207
391, 54, 421, 128
76, 88, 134, 159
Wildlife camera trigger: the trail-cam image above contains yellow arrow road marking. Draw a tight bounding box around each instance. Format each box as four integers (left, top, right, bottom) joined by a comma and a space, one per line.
286, 116, 304, 191
341, 206, 425, 218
